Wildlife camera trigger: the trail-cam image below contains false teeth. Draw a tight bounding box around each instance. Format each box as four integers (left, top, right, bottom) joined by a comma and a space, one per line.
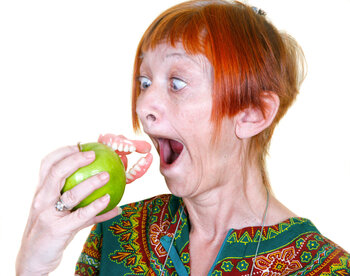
117, 144, 123, 152
134, 165, 141, 172
123, 145, 129, 152
102, 140, 136, 153
98, 134, 153, 184
130, 169, 137, 176
138, 157, 146, 166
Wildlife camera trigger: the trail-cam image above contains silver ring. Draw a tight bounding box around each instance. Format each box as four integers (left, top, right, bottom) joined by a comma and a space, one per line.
55, 197, 70, 212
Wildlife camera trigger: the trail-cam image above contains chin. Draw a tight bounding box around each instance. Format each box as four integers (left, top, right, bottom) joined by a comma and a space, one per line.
163, 174, 201, 199
163, 174, 185, 196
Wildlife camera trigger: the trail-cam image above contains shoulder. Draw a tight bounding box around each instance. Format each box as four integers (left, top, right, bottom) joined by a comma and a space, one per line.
301, 233, 350, 275
253, 218, 350, 275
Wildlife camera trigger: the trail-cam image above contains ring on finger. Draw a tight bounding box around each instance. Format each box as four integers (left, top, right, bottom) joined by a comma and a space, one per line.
55, 197, 71, 212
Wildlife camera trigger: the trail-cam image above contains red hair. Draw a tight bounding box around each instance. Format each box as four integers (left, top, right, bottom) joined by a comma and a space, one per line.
131, 0, 305, 187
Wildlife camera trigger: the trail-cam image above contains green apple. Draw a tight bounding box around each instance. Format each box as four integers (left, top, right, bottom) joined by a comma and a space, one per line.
62, 142, 126, 215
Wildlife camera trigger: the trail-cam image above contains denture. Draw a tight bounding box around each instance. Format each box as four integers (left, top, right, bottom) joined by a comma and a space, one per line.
98, 133, 153, 184
125, 154, 153, 183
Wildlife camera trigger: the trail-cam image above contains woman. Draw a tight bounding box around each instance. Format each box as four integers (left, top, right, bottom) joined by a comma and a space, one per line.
16, 0, 350, 275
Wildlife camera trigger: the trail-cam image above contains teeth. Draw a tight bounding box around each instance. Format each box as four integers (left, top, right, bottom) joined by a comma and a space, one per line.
126, 173, 133, 180
130, 169, 137, 176
138, 157, 146, 166
134, 165, 141, 172
117, 144, 123, 152
112, 142, 118, 150
102, 138, 136, 153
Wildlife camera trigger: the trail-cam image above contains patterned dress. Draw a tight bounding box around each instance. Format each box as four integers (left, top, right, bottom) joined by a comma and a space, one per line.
75, 194, 350, 275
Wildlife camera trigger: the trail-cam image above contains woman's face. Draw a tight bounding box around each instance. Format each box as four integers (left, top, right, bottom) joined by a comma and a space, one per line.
136, 43, 239, 198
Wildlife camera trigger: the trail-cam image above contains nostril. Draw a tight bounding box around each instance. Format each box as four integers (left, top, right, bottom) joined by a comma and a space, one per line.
146, 114, 156, 122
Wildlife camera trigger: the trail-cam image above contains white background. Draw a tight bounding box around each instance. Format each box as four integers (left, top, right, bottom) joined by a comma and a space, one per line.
0, 0, 349, 275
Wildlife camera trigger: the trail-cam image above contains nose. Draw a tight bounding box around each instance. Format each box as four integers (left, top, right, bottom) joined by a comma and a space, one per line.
136, 85, 165, 129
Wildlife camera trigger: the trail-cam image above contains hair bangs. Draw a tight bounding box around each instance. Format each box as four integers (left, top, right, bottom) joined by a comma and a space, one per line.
140, 7, 205, 56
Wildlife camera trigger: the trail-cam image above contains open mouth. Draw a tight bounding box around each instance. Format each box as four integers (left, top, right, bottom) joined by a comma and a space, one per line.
158, 138, 184, 166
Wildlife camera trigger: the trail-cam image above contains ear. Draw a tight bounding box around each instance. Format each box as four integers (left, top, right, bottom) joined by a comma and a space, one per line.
235, 91, 280, 139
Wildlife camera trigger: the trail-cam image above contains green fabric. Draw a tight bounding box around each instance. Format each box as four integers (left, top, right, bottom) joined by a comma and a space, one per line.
75, 194, 350, 275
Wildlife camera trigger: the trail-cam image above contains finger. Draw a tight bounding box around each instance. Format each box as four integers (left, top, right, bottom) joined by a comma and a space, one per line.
99, 133, 151, 154
37, 151, 96, 202
93, 206, 122, 224
125, 152, 153, 184
59, 172, 110, 210
67, 194, 112, 231
39, 145, 80, 188
73, 206, 122, 232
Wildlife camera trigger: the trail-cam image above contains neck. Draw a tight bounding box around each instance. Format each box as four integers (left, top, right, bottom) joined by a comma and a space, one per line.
181, 162, 293, 241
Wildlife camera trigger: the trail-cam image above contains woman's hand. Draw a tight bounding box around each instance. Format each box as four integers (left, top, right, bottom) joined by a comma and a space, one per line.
16, 135, 152, 275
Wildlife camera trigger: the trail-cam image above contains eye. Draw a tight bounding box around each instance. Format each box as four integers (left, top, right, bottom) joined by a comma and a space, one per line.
138, 76, 152, 90
170, 78, 187, 91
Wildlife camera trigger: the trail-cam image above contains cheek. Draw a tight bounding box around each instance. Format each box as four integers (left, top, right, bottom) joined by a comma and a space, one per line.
176, 109, 214, 162
135, 96, 143, 118
172, 100, 213, 149
176, 100, 212, 126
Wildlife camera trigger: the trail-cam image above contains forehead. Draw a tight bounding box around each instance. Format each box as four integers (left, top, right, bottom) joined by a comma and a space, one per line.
140, 43, 211, 72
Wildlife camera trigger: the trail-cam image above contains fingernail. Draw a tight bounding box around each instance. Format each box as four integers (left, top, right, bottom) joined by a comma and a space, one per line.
84, 151, 95, 159
99, 172, 109, 181
101, 193, 110, 202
